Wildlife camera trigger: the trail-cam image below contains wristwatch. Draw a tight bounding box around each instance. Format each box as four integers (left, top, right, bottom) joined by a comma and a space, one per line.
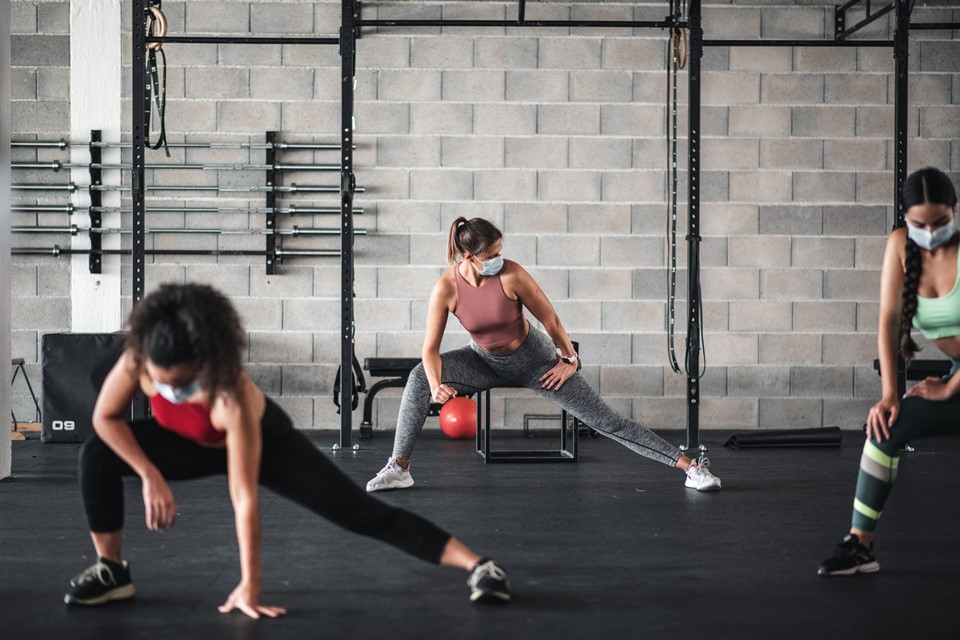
556, 349, 578, 366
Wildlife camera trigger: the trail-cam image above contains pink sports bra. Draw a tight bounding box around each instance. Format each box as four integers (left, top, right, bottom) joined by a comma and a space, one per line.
452, 266, 525, 350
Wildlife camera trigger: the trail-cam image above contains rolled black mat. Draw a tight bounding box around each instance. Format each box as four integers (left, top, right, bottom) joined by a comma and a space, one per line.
723, 426, 842, 449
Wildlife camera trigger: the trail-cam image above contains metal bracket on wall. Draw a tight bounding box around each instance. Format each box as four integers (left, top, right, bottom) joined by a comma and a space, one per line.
87, 130, 103, 274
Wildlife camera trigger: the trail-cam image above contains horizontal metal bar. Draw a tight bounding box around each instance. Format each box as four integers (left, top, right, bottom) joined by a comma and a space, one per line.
12, 204, 362, 215
12, 247, 342, 258
12, 161, 340, 171
13, 226, 366, 236
911, 22, 960, 30
837, 3, 895, 41
704, 38, 892, 47
12, 183, 364, 194
147, 35, 338, 45
360, 19, 686, 28
13, 140, 347, 150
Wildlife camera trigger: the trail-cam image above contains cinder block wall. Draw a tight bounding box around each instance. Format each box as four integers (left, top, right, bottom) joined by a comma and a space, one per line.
11, 1, 960, 432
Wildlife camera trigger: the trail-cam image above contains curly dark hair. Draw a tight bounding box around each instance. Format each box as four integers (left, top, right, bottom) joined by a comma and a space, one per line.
900, 167, 958, 361
125, 283, 247, 400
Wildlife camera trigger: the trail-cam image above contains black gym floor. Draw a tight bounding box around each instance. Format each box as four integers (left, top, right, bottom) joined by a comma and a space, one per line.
2, 429, 957, 639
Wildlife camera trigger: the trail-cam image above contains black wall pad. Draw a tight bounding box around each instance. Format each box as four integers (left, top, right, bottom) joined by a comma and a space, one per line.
723, 427, 842, 449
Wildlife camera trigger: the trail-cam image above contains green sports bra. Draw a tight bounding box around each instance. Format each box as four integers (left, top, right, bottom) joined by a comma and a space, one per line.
913, 249, 960, 340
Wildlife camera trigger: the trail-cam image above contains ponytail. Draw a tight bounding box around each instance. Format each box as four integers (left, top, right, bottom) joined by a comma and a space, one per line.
445, 217, 503, 265
446, 216, 470, 265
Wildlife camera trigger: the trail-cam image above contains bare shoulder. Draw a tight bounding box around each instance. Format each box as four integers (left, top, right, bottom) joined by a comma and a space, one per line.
885, 227, 908, 260
500, 259, 532, 283
432, 267, 458, 300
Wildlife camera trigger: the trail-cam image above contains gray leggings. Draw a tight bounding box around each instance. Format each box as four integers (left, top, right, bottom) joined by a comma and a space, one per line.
392, 328, 682, 467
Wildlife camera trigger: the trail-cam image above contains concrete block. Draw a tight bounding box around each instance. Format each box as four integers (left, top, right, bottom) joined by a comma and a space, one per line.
701, 7, 761, 39
855, 237, 887, 270
250, 267, 314, 298
185, 3, 249, 32
505, 70, 569, 103
232, 298, 282, 332
440, 203, 504, 231
920, 41, 960, 72
823, 270, 880, 302
854, 365, 881, 399
703, 73, 760, 105
793, 301, 857, 332
823, 139, 886, 171
377, 267, 444, 300
467, 169, 537, 202
185, 68, 249, 100
442, 70, 505, 102
276, 396, 316, 429
792, 237, 856, 269
631, 397, 687, 431
183, 265, 249, 296
895, 139, 952, 171
855, 172, 896, 205
411, 36, 474, 69
794, 171, 856, 203
822, 205, 888, 236
758, 398, 822, 429
569, 3, 633, 37
729, 171, 791, 203
601, 104, 663, 137
476, 37, 538, 69
759, 139, 822, 171
218, 101, 281, 133
379, 70, 442, 102
600, 236, 664, 268
550, 300, 601, 333
536, 234, 599, 267
602, 38, 665, 70
539, 37, 602, 69
539, 170, 601, 203
12, 297, 68, 332
569, 332, 632, 365
504, 137, 568, 169
699, 267, 759, 300
601, 301, 666, 333
11, 265, 37, 297
279, 299, 340, 332
701, 204, 760, 236
475, 104, 537, 135
899, 74, 952, 106
633, 267, 679, 300
441, 136, 504, 168
354, 102, 410, 134
376, 3, 441, 35
502, 202, 567, 234
702, 333, 759, 365
760, 74, 823, 104
728, 236, 790, 268
729, 301, 792, 332
538, 104, 601, 136
358, 233, 410, 266
703, 138, 760, 171
759, 333, 822, 365
251, 68, 314, 100
857, 302, 880, 332
761, 7, 825, 38
218, 43, 282, 66
823, 399, 874, 429
604, 171, 664, 203
410, 103, 473, 135
727, 366, 791, 397
36, 67, 68, 100
250, 3, 313, 33
11, 331, 38, 363
790, 366, 853, 398
857, 106, 918, 138
729, 106, 791, 137
11, 35, 68, 66
822, 333, 876, 365
353, 299, 411, 332
12, 68, 36, 100
409, 169, 474, 201
793, 106, 856, 138
570, 71, 633, 103
377, 135, 440, 167
570, 269, 632, 300
699, 397, 759, 430
760, 269, 822, 300
825, 74, 887, 105
729, 47, 792, 72
599, 366, 664, 397
11, 2, 37, 34
570, 204, 631, 234
524, 268, 568, 301
12, 100, 69, 133
662, 365, 727, 398
920, 107, 960, 140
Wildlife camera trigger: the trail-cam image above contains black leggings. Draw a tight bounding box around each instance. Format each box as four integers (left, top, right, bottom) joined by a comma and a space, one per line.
79, 399, 452, 564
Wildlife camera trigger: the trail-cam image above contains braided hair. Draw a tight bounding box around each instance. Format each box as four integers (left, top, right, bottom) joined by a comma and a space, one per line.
126, 283, 247, 400
899, 168, 959, 360
446, 217, 503, 265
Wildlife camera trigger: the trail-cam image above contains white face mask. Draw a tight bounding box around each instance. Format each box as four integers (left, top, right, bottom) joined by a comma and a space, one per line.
907, 220, 956, 251
474, 254, 504, 277
153, 378, 202, 404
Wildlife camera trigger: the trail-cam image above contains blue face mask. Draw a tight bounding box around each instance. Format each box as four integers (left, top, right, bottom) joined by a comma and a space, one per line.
908, 220, 956, 251
153, 378, 202, 404
474, 254, 504, 277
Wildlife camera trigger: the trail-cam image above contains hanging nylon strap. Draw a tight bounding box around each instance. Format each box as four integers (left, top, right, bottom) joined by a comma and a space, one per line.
146, 4, 170, 156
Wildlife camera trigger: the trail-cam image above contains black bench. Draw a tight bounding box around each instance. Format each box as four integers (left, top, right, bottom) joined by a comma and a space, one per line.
359, 358, 439, 440
872, 359, 951, 381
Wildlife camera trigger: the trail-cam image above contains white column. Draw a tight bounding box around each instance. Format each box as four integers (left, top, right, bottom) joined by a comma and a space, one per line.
70, 0, 123, 331
1, 0, 13, 479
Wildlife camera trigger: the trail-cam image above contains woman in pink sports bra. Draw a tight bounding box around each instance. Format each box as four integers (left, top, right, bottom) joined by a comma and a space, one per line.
65, 284, 511, 614
367, 217, 722, 493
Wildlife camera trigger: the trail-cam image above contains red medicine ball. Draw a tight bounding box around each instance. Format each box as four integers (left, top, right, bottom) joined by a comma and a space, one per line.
439, 396, 477, 439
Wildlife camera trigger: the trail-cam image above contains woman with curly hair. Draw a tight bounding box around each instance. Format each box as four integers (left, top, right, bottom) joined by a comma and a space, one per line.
65, 283, 511, 616
819, 167, 959, 576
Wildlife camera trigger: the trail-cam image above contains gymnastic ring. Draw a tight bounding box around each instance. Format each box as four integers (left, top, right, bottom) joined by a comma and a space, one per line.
671, 27, 688, 70
146, 5, 167, 51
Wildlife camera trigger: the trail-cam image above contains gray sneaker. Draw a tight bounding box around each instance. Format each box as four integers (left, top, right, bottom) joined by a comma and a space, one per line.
366, 457, 414, 492
684, 456, 722, 491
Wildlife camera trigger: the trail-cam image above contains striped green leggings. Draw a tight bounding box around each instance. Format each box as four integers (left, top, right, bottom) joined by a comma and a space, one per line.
852, 359, 960, 533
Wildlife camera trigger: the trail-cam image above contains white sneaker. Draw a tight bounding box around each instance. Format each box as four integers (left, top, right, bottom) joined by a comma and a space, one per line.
684, 456, 722, 491
366, 458, 414, 492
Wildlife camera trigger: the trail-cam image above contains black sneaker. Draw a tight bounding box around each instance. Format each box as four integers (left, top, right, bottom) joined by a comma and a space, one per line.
467, 559, 511, 604
64, 558, 136, 606
818, 534, 880, 577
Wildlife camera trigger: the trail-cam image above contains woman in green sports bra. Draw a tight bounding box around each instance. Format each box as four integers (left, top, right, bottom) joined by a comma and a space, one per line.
819, 167, 959, 577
